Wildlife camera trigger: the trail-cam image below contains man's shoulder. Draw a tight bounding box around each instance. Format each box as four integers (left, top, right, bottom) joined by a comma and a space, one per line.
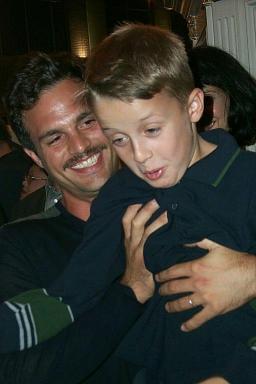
0, 205, 61, 236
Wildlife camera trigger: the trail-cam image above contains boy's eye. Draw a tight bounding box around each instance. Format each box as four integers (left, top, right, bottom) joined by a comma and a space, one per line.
145, 127, 160, 136
112, 136, 129, 147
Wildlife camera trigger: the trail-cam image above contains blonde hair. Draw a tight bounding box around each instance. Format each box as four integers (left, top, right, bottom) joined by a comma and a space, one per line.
85, 23, 194, 106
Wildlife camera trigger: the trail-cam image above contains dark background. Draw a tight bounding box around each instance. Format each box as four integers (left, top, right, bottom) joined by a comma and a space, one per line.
0, 0, 206, 115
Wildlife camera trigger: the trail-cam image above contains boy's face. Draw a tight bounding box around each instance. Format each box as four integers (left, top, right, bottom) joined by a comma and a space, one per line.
94, 89, 205, 188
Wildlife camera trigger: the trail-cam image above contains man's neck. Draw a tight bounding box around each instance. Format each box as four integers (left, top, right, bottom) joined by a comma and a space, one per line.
61, 192, 93, 221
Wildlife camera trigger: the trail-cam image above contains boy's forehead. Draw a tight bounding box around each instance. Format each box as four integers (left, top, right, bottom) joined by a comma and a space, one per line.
93, 91, 185, 127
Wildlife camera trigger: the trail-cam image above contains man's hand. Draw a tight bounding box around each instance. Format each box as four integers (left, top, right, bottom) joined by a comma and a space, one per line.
155, 238, 256, 331
198, 378, 228, 384
120, 200, 167, 304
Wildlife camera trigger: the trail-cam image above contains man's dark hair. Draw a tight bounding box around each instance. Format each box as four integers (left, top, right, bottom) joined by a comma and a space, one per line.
5, 52, 85, 151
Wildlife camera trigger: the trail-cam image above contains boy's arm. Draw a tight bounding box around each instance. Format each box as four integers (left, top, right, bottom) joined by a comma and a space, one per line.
155, 239, 256, 331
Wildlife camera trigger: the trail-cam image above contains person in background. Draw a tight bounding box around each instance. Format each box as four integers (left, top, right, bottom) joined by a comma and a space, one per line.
20, 161, 48, 200
10, 161, 59, 221
188, 45, 256, 148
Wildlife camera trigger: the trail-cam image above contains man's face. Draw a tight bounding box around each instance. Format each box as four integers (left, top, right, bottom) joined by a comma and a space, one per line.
94, 89, 204, 188
24, 79, 115, 200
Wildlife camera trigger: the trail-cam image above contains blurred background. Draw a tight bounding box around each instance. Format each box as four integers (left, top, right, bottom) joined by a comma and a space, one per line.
0, 0, 208, 116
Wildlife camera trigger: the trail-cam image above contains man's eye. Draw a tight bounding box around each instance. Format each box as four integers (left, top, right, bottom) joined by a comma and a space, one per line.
48, 135, 62, 145
81, 119, 97, 128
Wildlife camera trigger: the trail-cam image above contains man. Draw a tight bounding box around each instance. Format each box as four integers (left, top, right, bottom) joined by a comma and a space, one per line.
0, 52, 166, 383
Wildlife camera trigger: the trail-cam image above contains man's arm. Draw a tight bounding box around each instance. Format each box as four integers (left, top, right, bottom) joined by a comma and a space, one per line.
0, 202, 167, 353
156, 238, 256, 331
0, 282, 144, 384
0, 200, 167, 353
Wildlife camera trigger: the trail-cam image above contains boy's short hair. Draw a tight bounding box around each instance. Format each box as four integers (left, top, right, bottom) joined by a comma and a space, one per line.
85, 23, 195, 106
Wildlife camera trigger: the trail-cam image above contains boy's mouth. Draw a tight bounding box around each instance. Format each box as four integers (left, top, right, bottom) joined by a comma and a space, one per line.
143, 167, 164, 181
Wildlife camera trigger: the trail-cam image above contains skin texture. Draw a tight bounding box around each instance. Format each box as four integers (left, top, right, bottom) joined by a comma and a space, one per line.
94, 89, 216, 189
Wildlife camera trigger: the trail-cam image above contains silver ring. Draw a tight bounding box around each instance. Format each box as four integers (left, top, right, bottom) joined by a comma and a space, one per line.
188, 298, 193, 306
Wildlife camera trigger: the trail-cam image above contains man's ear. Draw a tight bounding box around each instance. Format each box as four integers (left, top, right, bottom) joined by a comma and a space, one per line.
188, 88, 204, 123
24, 148, 44, 168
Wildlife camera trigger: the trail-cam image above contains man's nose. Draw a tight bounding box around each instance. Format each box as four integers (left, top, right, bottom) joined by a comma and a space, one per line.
69, 131, 91, 154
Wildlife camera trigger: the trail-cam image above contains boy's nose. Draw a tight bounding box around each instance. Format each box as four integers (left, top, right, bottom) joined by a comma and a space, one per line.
133, 144, 153, 164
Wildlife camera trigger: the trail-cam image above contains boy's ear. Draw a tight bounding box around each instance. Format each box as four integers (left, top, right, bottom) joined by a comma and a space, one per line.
188, 88, 204, 123
24, 148, 44, 168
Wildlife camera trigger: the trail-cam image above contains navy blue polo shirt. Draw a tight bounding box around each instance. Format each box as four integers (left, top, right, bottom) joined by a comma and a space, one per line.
49, 129, 256, 383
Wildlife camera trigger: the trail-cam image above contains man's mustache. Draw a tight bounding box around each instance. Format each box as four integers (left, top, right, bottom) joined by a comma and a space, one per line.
64, 144, 108, 169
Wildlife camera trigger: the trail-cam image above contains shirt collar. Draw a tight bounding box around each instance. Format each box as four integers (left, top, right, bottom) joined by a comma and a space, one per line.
183, 129, 240, 187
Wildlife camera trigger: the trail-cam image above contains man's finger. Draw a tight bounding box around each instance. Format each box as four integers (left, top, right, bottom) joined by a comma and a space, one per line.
185, 238, 218, 251
159, 277, 193, 296
165, 294, 201, 313
155, 261, 193, 282
180, 307, 215, 332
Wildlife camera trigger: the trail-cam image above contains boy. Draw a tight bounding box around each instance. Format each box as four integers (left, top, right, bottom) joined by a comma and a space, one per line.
82, 24, 256, 383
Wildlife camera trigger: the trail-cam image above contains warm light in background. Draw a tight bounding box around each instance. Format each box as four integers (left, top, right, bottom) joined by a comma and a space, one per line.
71, 34, 88, 58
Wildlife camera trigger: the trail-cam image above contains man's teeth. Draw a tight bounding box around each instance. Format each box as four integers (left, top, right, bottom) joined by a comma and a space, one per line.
71, 153, 100, 169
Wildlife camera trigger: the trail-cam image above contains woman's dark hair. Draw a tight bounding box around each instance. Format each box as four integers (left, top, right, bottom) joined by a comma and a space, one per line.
188, 45, 256, 147
4, 52, 85, 151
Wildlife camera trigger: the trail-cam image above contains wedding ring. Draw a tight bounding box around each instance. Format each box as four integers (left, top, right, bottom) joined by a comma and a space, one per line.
188, 298, 193, 306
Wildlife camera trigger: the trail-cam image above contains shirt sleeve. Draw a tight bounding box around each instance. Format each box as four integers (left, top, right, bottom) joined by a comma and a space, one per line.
0, 226, 144, 382
0, 169, 151, 353
0, 283, 144, 384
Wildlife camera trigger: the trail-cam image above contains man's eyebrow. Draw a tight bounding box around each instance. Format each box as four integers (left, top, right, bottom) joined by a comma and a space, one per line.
38, 112, 93, 142
76, 111, 93, 124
